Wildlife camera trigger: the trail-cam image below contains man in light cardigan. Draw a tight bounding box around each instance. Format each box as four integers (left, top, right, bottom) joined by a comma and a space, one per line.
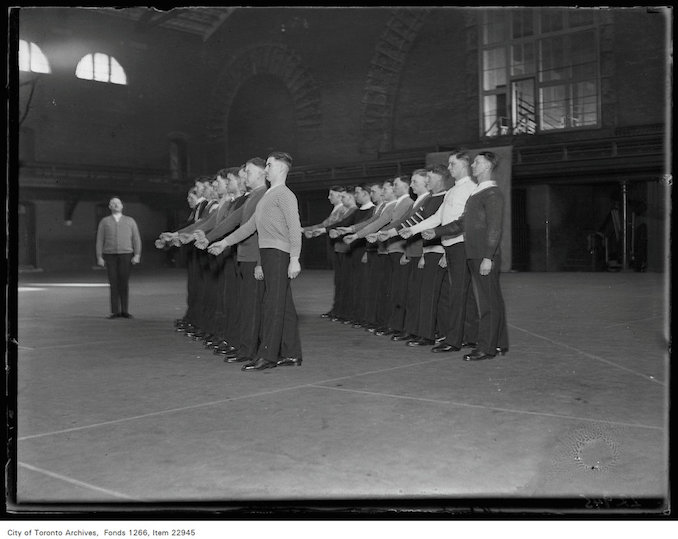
216, 151, 303, 371
96, 197, 142, 319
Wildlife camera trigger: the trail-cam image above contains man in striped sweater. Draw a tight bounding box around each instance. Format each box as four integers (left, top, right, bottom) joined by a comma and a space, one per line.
217, 151, 303, 371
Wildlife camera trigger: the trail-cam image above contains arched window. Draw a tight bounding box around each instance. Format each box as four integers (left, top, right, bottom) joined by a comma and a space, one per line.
19, 40, 51, 74
75, 53, 127, 85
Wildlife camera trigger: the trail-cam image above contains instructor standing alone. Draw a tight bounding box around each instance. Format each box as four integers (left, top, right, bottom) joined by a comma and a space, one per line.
96, 196, 142, 319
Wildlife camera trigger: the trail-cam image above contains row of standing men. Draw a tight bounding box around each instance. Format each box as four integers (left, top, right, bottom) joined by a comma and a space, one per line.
304, 150, 509, 362
155, 152, 304, 371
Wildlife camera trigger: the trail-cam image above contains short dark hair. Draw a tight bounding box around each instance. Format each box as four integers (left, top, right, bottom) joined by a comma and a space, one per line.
476, 151, 498, 171
226, 167, 241, 177
194, 175, 212, 184
382, 179, 394, 188
216, 168, 229, 178
394, 175, 411, 186
356, 183, 371, 193
449, 150, 471, 166
412, 168, 428, 178
330, 185, 344, 192
343, 186, 355, 195
268, 151, 293, 168
246, 157, 266, 169
427, 164, 452, 186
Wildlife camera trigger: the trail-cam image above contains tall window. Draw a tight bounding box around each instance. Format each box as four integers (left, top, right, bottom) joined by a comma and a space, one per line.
480, 8, 600, 137
75, 53, 127, 85
19, 40, 51, 73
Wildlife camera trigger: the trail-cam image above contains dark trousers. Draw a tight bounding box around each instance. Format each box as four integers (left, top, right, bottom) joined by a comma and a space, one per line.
103, 253, 133, 315
387, 252, 409, 332
375, 253, 393, 328
443, 243, 478, 347
236, 261, 264, 358
362, 250, 380, 325
436, 272, 451, 337
350, 245, 367, 322
184, 248, 198, 324
467, 257, 509, 355
201, 255, 221, 335
211, 252, 229, 340
417, 252, 447, 340
330, 251, 341, 314
257, 248, 302, 361
223, 256, 239, 344
334, 251, 352, 319
403, 256, 423, 336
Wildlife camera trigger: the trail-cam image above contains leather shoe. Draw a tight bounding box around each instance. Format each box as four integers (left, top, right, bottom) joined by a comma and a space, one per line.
351, 322, 364, 328
463, 349, 497, 361
390, 332, 412, 342
431, 343, 461, 353
242, 358, 277, 371
342, 319, 354, 325
277, 357, 303, 367
461, 341, 477, 348
375, 327, 395, 337
407, 338, 434, 347
120, 312, 133, 319
320, 311, 333, 319
218, 345, 239, 355
434, 335, 446, 343
225, 355, 252, 363
107, 313, 120, 319
496, 347, 508, 356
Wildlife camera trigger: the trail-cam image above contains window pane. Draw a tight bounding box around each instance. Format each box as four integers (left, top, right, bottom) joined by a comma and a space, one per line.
29, 43, 51, 73
511, 42, 535, 76
540, 36, 568, 82
483, 94, 508, 137
483, 47, 507, 91
512, 79, 536, 134
570, 30, 597, 79
109, 57, 127, 85
483, 10, 507, 45
540, 8, 564, 33
540, 85, 567, 130
93, 53, 109, 82
19, 40, 30, 71
76, 54, 94, 80
569, 8, 595, 28
512, 8, 534, 39
572, 80, 597, 126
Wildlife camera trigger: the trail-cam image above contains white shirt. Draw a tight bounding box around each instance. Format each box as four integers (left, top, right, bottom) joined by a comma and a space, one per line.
112, 213, 122, 223
471, 180, 498, 195
360, 201, 375, 210
409, 176, 476, 246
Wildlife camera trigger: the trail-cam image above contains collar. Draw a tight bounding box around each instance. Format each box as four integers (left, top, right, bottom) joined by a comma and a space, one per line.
455, 176, 474, 186
472, 180, 498, 195
196, 197, 206, 204
384, 199, 398, 207
360, 201, 375, 210
432, 190, 447, 197
413, 192, 429, 205
112, 213, 122, 221
396, 193, 410, 203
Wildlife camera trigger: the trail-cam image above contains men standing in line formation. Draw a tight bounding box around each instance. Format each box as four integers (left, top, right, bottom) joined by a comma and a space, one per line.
155, 152, 303, 372
318, 150, 509, 362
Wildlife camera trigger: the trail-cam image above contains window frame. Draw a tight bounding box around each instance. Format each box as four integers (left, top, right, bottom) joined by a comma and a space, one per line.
75, 52, 128, 86
478, 8, 601, 138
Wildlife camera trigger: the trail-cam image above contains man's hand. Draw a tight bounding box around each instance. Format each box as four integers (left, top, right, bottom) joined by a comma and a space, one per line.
366, 233, 378, 244
336, 226, 352, 234
311, 228, 325, 237
438, 255, 447, 269
418, 257, 425, 269
344, 234, 357, 244
361, 252, 368, 264
399, 228, 413, 239
171, 237, 182, 247
288, 258, 301, 279
97, 256, 105, 267
304, 230, 314, 239
179, 232, 194, 244
421, 229, 436, 240
160, 232, 176, 241
154, 239, 166, 249
254, 265, 264, 281
195, 238, 209, 250
207, 240, 227, 255
329, 229, 339, 239
399, 254, 410, 266
479, 258, 493, 276
377, 229, 395, 242
193, 230, 206, 241
131, 255, 141, 265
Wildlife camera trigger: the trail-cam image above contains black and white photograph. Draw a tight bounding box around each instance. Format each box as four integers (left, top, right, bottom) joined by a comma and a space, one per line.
5, 5, 672, 521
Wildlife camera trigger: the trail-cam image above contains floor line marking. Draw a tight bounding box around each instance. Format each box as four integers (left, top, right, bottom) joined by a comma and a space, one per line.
18, 462, 142, 501
507, 323, 666, 386
16, 358, 450, 441
308, 385, 665, 431
602, 315, 663, 329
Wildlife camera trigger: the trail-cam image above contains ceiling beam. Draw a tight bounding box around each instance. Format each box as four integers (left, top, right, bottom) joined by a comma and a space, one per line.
203, 8, 236, 42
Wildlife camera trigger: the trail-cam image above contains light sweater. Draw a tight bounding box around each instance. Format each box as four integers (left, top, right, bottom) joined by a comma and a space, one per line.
225, 184, 302, 258
96, 215, 141, 257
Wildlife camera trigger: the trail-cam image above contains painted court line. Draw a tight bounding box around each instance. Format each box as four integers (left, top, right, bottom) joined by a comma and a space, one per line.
18, 462, 142, 501
508, 323, 666, 386
309, 385, 665, 431
603, 315, 663, 329
17, 358, 447, 441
